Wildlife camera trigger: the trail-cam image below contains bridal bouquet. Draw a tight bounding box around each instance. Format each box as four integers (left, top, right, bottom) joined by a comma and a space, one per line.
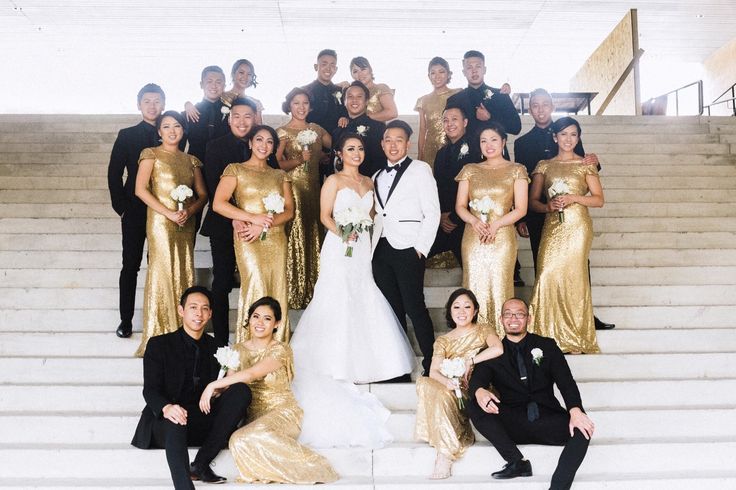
170, 185, 193, 230
469, 196, 503, 223
333, 206, 373, 257
296, 128, 319, 172
547, 178, 572, 223
440, 357, 467, 409
214, 346, 240, 380
260, 192, 285, 241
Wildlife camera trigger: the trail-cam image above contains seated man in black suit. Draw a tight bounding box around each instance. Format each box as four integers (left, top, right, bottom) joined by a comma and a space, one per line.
468, 298, 594, 489
132, 286, 251, 489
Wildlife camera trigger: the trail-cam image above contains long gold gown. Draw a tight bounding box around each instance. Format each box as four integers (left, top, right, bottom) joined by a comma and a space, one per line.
229, 341, 338, 484
529, 159, 600, 353
276, 123, 326, 309
223, 163, 291, 343
367, 83, 394, 118
414, 88, 462, 168
135, 147, 200, 357
415, 324, 494, 460
456, 163, 529, 336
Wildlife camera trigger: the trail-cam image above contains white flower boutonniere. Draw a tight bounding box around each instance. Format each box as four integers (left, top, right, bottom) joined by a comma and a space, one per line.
220, 105, 231, 121
458, 142, 469, 160
531, 348, 544, 366
334, 91, 342, 104
356, 125, 368, 137
484, 89, 493, 100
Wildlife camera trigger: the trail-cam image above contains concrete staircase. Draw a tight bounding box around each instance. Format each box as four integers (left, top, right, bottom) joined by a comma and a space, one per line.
1, 114, 736, 488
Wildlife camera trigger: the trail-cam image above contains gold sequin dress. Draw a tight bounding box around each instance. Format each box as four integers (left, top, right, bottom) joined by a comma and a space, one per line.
456, 163, 530, 336
229, 342, 338, 484
414, 88, 462, 168
415, 324, 494, 460
223, 163, 291, 343
276, 124, 326, 309
367, 83, 394, 119
135, 147, 200, 357
528, 159, 600, 353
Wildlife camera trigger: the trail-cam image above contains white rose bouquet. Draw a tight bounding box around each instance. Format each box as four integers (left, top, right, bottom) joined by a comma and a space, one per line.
469, 196, 503, 224
214, 346, 240, 380
547, 178, 572, 223
296, 128, 319, 172
333, 206, 373, 257
170, 185, 194, 230
260, 192, 286, 241
440, 357, 467, 409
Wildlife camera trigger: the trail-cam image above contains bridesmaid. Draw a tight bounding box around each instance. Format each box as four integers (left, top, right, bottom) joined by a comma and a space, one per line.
455, 122, 529, 336
213, 125, 294, 343
185, 59, 264, 125
414, 57, 461, 167
275, 88, 331, 309
349, 56, 398, 122
199, 297, 338, 484
528, 117, 604, 354
415, 288, 502, 479
133, 111, 207, 356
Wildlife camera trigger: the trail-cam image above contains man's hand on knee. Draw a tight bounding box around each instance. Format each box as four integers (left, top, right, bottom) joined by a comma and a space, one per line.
163, 404, 188, 425
475, 388, 500, 414
569, 407, 594, 439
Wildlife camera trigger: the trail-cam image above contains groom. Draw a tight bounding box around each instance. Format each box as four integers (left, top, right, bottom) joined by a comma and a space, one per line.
372, 120, 440, 378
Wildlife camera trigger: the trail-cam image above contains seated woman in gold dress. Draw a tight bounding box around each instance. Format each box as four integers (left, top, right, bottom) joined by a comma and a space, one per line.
349, 56, 398, 122
414, 56, 462, 167
528, 117, 604, 354
275, 88, 331, 309
455, 122, 529, 335
415, 288, 503, 479
199, 297, 338, 484
212, 125, 294, 343
133, 110, 207, 357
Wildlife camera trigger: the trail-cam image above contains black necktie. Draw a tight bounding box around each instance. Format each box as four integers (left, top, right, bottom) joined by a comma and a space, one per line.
514, 345, 539, 422
543, 127, 555, 158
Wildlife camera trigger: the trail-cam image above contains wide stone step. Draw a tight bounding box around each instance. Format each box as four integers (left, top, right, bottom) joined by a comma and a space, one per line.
1, 408, 732, 446
5, 378, 734, 415
592, 154, 736, 165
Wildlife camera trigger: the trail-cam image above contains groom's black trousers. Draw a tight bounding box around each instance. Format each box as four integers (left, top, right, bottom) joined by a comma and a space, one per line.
151, 383, 251, 490
372, 237, 435, 374
468, 403, 590, 490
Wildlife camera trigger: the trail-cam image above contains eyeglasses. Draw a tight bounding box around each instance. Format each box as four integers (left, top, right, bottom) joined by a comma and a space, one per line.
502, 312, 528, 319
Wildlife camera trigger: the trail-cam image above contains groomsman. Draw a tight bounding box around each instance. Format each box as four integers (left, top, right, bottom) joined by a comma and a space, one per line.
200, 97, 257, 347
332, 81, 386, 177
372, 120, 440, 377
428, 105, 477, 263
468, 298, 593, 489
303, 49, 347, 134
183, 65, 230, 162
107, 83, 164, 338
446, 50, 521, 157
132, 286, 251, 489
514, 88, 614, 330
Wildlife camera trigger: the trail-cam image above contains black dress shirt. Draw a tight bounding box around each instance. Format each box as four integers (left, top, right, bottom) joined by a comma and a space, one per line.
180, 329, 206, 406
513, 124, 586, 176
433, 136, 478, 225
331, 113, 386, 177
184, 99, 231, 162
303, 80, 348, 134
107, 120, 160, 219
446, 83, 522, 139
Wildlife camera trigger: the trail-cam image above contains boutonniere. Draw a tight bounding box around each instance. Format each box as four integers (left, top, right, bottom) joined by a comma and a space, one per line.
484, 89, 493, 100
333, 90, 342, 104
531, 348, 544, 366
356, 125, 368, 137
458, 142, 469, 160
220, 104, 230, 121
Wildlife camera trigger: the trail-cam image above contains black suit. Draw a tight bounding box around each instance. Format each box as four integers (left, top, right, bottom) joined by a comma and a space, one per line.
513, 125, 587, 270
107, 121, 159, 326
200, 134, 249, 346
331, 113, 386, 177
446, 84, 521, 159
468, 333, 589, 490
183, 99, 231, 162
132, 329, 250, 489
303, 79, 347, 134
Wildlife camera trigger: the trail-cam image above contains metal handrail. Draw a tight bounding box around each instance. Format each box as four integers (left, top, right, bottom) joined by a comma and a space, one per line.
704, 82, 736, 116
646, 80, 703, 115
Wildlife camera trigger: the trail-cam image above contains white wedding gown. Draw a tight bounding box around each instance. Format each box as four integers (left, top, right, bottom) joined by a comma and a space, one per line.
290, 188, 415, 448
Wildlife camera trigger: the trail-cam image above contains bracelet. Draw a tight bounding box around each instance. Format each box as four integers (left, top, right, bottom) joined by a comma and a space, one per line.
471, 356, 475, 365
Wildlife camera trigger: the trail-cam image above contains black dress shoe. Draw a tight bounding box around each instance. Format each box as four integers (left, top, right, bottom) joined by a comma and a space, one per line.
492, 459, 533, 479
513, 275, 525, 287
190, 463, 226, 484
594, 317, 616, 330
115, 321, 132, 338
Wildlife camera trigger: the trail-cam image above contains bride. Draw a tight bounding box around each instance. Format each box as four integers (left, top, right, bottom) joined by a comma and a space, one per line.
290, 133, 415, 448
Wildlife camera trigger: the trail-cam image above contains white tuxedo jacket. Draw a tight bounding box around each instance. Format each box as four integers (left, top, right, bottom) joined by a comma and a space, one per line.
372, 158, 440, 256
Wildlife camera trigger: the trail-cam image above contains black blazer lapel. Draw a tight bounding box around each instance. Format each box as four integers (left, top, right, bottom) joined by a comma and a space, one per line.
385, 157, 413, 204
374, 170, 386, 209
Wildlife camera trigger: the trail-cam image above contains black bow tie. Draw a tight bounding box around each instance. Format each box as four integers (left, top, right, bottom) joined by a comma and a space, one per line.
385, 163, 401, 173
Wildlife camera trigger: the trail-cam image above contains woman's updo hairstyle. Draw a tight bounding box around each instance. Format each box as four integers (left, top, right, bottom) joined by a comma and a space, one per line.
474, 121, 508, 160
156, 110, 187, 134
444, 288, 480, 329
281, 87, 313, 115
244, 296, 282, 332
551, 116, 582, 136
244, 125, 280, 154
334, 132, 366, 171
427, 56, 452, 83
350, 56, 374, 80
231, 59, 258, 88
